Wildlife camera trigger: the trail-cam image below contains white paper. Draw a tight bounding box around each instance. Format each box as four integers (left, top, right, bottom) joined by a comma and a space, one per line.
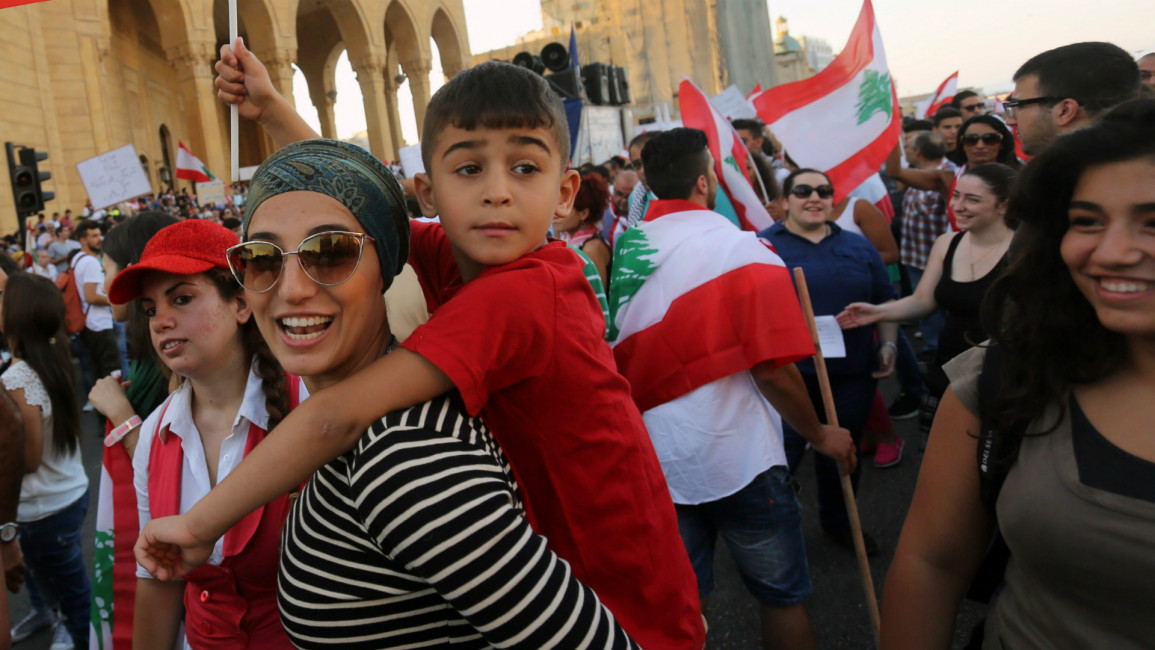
814, 315, 847, 359
75, 144, 153, 209
398, 143, 425, 178
196, 179, 228, 205
710, 84, 758, 120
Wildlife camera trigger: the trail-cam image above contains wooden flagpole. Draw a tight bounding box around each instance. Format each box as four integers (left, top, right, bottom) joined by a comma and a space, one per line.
792, 266, 882, 647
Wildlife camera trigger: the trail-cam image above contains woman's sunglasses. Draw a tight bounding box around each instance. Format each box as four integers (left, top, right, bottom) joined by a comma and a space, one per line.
789, 184, 835, 199
961, 132, 1003, 146
225, 231, 374, 293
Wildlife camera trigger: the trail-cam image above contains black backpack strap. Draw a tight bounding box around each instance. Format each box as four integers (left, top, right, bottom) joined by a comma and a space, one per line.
976, 345, 1007, 514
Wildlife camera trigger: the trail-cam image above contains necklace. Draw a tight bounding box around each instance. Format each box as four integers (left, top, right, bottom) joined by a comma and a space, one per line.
965, 232, 1010, 280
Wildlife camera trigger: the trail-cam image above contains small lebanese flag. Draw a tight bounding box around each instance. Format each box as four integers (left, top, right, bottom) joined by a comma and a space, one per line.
175, 141, 215, 183
916, 71, 959, 119
608, 199, 814, 412
679, 79, 774, 232
750, 0, 901, 205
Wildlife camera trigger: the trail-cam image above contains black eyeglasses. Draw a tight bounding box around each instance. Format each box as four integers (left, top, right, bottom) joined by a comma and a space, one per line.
225, 231, 375, 293
789, 184, 835, 200
1002, 96, 1059, 118
961, 132, 1004, 147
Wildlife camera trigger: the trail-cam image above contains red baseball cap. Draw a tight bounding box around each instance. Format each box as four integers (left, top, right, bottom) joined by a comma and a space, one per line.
108, 219, 239, 305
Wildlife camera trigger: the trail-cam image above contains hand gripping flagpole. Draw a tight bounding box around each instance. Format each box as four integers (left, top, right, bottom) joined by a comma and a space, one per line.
792, 267, 882, 647
229, 0, 239, 184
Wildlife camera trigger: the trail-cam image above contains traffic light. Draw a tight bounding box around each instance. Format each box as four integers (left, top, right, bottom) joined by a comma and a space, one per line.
5, 142, 53, 218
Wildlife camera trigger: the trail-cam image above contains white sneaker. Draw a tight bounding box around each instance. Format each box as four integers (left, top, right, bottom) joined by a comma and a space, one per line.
10, 608, 54, 642
50, 621, 75, 650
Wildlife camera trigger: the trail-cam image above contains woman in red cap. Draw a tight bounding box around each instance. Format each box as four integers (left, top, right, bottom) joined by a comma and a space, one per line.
108, 219, 292, 650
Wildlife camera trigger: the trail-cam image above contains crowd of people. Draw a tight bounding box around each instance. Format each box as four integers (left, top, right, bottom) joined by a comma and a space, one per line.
0, 35, 1152, 650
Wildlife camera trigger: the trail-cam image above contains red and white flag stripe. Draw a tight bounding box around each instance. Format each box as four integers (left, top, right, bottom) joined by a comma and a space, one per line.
679, 79, 774, 232
916, 71, 959, 119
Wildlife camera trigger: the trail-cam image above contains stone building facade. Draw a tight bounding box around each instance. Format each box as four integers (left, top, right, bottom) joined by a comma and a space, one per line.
0, 0, 470, 233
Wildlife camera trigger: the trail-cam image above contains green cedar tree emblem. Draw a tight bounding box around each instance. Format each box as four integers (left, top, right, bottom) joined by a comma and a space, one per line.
855, 69, 893, 126
607, 227, 659, 342
91, 530, 115, 649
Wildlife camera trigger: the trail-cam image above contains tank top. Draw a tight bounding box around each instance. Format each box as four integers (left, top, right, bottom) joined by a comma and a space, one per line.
932, 232, 1006, 374
833, 197, 865, 237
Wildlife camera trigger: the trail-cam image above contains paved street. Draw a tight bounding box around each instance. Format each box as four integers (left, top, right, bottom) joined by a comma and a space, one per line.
10, 352, 985, 649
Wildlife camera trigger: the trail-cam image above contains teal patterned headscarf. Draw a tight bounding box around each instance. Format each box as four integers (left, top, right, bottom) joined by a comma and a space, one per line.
244, 139, 410, 287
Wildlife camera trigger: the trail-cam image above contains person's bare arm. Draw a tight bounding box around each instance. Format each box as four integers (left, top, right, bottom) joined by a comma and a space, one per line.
885, 144, 951, 195
132, 579, 185, 650
215, 38, 319, 148
90, 377, 141, 458
583, 238, 611, 288
83, 281, 110, 307
880, 388, 993, 648
854, 199, 899, 265
136, 347, 453, 580
750, 360, 856, 473
7, 389, 42, 474
838, 232, 951, 328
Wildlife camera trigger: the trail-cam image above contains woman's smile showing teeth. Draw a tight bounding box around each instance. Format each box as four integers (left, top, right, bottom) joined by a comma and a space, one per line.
1098, 278, 1151, 294
278, 315, 334, 341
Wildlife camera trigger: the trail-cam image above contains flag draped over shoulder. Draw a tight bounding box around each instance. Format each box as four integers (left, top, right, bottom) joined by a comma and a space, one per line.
750, 0, 900, 205
176, 141, 215, 182
916, 71, 959, 119
678, 80, 774, 233
608, 199, 815, 412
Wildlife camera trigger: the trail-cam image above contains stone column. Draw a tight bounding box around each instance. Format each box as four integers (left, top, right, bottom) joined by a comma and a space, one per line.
168, 39, 227, 181
350, 53, 396, 161
314, 93, 338, 139
401, 58, 433, 136
384, 76, 404, 155
258, 48, 298, 109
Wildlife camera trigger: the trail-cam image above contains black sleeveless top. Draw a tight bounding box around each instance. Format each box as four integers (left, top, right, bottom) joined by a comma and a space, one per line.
934, 232, 1007, 366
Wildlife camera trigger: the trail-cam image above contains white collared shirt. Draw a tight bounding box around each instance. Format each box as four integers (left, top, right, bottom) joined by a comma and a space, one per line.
134, 363, 270, 579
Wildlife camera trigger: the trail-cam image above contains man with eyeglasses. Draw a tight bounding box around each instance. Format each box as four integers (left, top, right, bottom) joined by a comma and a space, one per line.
1139, 53, 1155, 90
1004, 42, 1142, 156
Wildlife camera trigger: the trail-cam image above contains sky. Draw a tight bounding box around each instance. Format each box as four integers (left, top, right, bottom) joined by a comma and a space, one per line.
294, 0, 1154, 146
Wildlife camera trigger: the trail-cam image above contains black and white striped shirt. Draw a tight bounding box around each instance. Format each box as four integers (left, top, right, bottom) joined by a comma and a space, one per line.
277, 394, 640, 649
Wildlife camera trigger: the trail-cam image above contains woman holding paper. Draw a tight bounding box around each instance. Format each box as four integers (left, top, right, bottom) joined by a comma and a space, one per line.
759, 169, 898, 556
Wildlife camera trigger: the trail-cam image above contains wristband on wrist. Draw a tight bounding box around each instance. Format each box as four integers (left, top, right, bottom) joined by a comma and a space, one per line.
104, 415, 142, 447
880, 341, 897, 352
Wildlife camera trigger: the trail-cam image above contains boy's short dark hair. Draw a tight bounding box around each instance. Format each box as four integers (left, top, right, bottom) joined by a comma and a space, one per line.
729, 118, 763, 137
1014, 42, 1141, 117
421, 61, 571, 171
933, 107, 962, 127
904, 119, 934, 133
641, 128, 711, 201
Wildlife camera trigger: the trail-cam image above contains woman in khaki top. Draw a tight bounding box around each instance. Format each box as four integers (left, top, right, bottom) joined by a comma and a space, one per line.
880, 99, 1155, 649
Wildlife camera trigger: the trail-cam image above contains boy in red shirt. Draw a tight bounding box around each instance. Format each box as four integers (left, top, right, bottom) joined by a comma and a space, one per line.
138, 48, 705, 650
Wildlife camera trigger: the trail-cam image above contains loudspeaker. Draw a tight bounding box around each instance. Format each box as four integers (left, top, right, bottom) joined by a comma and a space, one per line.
615, 66, 631, 105
582, 63, 611, 105
606, 66, 621, 104
541, 43, 570, 72
512, 52, 545, 75
545, 69, 582, 99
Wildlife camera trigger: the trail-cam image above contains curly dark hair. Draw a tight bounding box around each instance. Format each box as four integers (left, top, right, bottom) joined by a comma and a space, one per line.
572, 173, 610, 226
980, 98, 1155, 455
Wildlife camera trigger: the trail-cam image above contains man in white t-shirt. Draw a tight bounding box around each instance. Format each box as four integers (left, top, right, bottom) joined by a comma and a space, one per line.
71, 220, 119, 384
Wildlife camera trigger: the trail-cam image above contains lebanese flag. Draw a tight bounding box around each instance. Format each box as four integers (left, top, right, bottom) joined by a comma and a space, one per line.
679, 79, 774, 232
0, 0, 51, 7
175, 141, 215, 183
608, 199, 815, 412
89, 433, 139, 650
916, 71, 959, 119
747, 83, 762, 99
750, 0, 900, 205
849, 173, 895, 221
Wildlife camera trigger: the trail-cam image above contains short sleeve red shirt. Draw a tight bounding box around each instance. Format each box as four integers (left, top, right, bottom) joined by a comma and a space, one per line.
403, 221, 705, 650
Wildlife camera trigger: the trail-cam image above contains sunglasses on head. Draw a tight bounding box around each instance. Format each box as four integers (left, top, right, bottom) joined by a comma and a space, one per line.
225, 231, 374, 294
961, 132, 1003, 146
789, 184, 835, 200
